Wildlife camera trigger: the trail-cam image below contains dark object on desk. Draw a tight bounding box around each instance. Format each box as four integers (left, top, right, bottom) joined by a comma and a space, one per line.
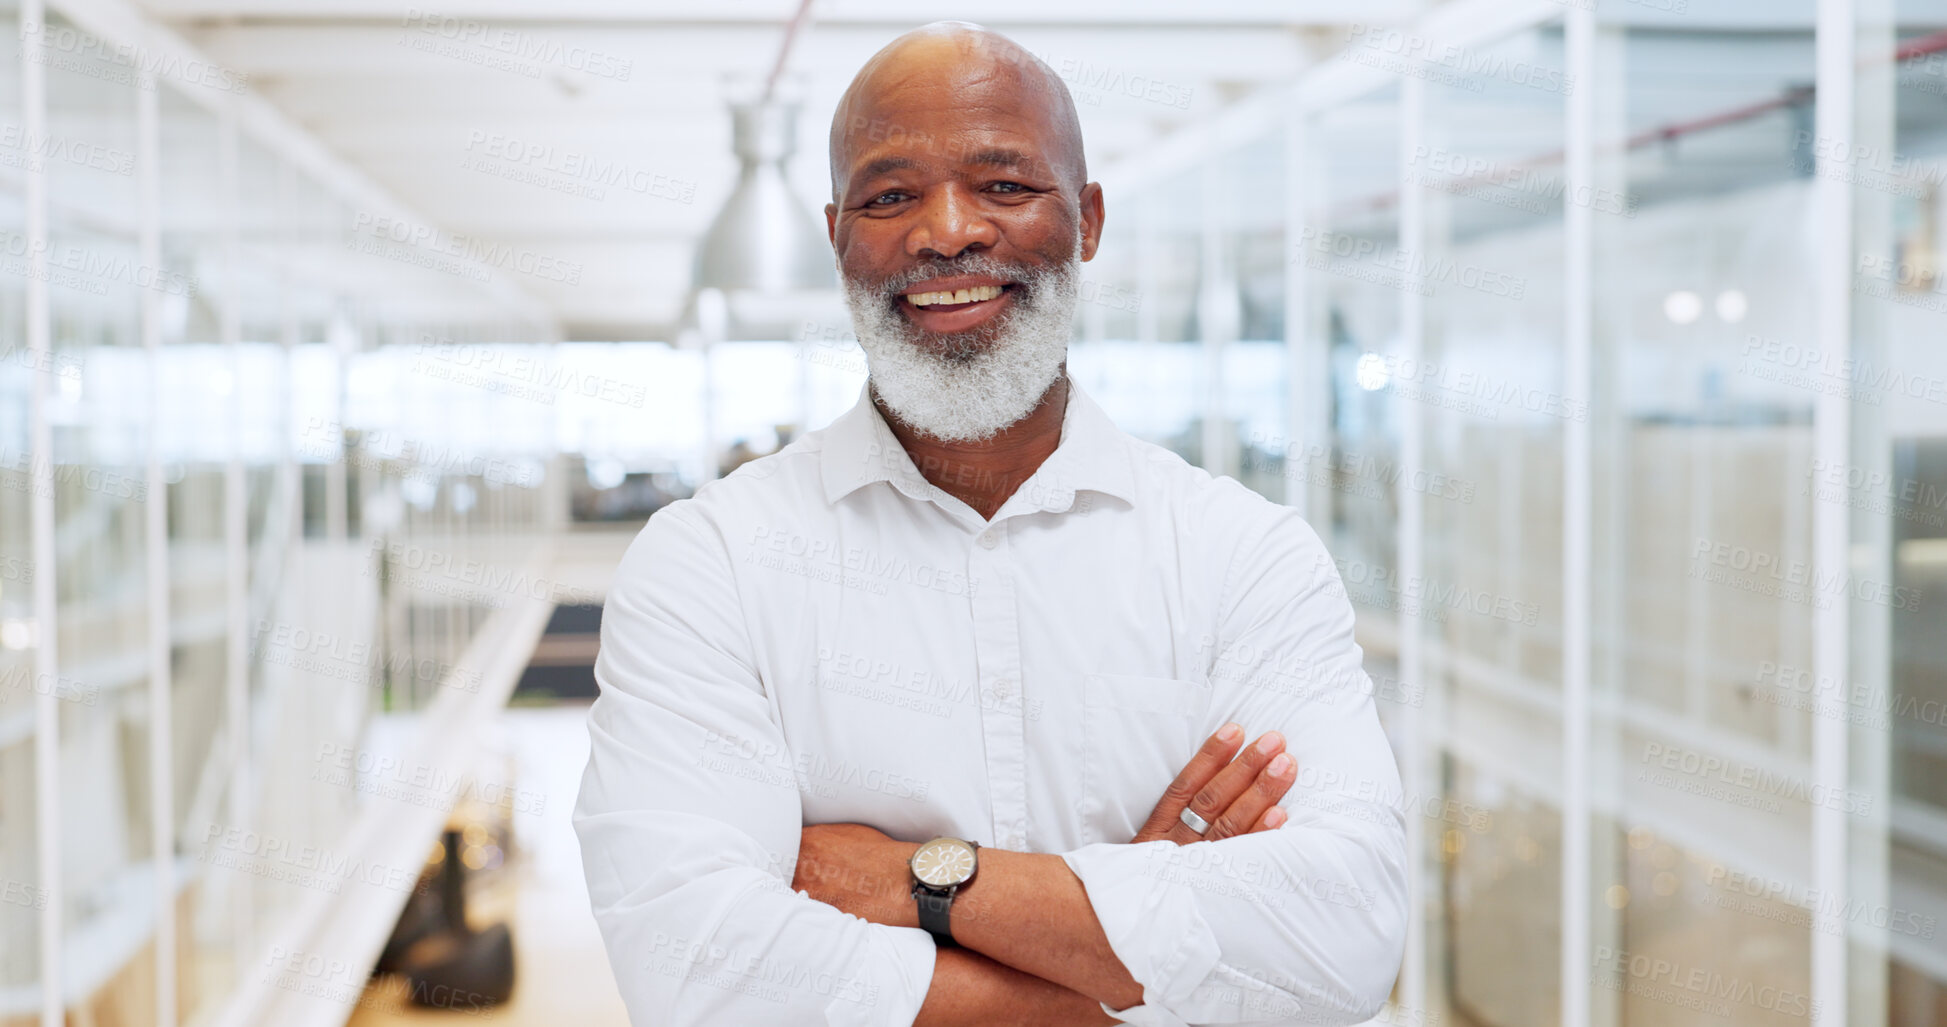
397, 828, 518, 1009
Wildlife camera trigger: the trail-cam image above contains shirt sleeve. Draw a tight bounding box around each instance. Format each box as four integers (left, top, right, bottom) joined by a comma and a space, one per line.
574, 505, 939, 1027
1059, 505, 1408, 1027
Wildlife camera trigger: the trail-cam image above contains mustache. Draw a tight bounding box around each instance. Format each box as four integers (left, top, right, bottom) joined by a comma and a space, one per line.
861, 254, 1043, 300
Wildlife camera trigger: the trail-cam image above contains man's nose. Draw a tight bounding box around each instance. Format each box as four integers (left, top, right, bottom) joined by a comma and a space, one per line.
905, 184, 999, 259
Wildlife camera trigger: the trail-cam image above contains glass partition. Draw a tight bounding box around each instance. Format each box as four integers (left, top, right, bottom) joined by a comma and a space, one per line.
42, 9, 152, 1022
1854, 1, 1947, 1022
1070, 176, 1204, 463
7, 1, 1944, 1025
0, 0, 34, 1011
1589, 10, 1821, 1027
1298, 84, 1403, 597
1419, 19, 1570, 1026
1226, 131, 1288, 501
4, 5, 561, 1026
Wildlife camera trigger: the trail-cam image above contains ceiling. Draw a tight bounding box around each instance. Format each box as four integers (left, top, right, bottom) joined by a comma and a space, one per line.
135, 0, 1435, 340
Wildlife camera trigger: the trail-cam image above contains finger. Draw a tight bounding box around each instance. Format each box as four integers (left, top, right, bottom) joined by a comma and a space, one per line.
1205, 752, 1296, 840
1251, 805, 1288, 833
1170, 731, 1285, 844
1136, 723, 1243, 841
1137, 723, 1243, 840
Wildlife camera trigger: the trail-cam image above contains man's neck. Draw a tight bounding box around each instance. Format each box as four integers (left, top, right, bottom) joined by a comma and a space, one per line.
875, 374, 1070, 522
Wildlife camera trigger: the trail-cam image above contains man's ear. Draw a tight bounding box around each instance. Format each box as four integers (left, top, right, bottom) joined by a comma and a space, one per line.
1078, 183, 1105, 262
825, 202, 838, 246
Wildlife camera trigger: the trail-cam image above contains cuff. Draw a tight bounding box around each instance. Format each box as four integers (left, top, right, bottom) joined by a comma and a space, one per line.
823, 924, 938, 1027
1061, 841, 1221, 1023
1098, 997, 1194, 1027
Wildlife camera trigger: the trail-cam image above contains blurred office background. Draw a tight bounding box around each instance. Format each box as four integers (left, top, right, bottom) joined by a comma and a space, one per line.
1, 0, 1945, 1025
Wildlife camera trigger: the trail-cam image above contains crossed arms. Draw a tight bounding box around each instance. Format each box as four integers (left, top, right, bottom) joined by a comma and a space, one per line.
575, 506, 1407, 1026
790, 725, 1303, 1026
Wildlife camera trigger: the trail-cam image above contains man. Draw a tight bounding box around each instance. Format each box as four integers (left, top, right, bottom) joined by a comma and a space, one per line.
576, 22, 1406, 1027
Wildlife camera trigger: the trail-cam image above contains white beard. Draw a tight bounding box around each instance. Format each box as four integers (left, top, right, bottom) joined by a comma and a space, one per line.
843, 250, 1079, 443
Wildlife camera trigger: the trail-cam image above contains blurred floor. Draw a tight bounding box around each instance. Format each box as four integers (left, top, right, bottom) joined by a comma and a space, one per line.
347, 705, 627, 1027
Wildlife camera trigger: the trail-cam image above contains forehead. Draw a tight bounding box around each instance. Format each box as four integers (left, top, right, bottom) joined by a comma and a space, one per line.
843, 117, 1057, 184
831, 51, 1075, 185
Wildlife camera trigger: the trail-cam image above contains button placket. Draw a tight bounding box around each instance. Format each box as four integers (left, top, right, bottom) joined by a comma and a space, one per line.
967, 524, 1028, 852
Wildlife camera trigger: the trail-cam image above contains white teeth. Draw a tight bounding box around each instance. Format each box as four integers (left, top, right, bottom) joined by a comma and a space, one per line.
905, 284, 1004, 307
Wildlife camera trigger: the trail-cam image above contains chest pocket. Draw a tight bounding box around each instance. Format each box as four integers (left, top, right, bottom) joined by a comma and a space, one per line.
1080, 673, 1214, 843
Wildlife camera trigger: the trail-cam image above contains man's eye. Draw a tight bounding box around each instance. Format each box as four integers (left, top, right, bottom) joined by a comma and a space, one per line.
869, 192, 909, 206
989, 182, 1025, 193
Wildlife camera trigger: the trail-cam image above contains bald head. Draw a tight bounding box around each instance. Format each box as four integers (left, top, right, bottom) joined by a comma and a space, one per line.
821, 19, 1107, 380
828, 22, 1087, 197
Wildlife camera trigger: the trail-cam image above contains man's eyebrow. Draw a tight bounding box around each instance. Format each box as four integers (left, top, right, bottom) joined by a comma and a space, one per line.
857, 155, 921, 179
850, 148, 1051, 185
964, 148, 1039, 173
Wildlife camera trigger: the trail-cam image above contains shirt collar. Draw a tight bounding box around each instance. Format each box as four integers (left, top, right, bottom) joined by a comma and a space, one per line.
818, 378, 1140, 514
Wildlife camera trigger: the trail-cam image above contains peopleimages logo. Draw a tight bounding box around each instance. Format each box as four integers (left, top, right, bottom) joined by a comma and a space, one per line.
313, 742, 546, 816
399, 8, 635, 82
1244, 432, 1478, 504
0, 230, 198, 297
0, 448, 148, 502
642, 933, 880, 1008
1292, 228, 1528, 300
1791, 130, 1947, 197
1342, 24, 1574, 95
252, 618, 484, 694
1639, 741, 1874, 816
1689, 536, 1923, 612
0, 663, 99, 706
369, 538, 598, 606
412, 338, 647, 409
298, 418, 537, 488
460, 131, 695, 205
0, 123, 135, 175
1032, 52, 1195, 110
1754, 660, 1947, 730
17, 20, 249, 94
0, 553, 31, 585
199, 824, 423, 895
1705, 865, 1936, 940
1325, 555, 1540, 626
348, 211, 583, 285
1742, 331, 1947, 404
1592, 946, 1817, 1020
1406, 145, 1636, 218
746, 525, 979, 599
1805, 457, 1947, 530
0, 878, 49, 911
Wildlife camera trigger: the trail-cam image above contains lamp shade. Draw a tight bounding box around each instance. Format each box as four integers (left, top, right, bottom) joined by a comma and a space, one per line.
691, 100, 834, 294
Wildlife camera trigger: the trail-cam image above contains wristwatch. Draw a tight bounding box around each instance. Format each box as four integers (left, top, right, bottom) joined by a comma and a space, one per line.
909, 836, 979, 944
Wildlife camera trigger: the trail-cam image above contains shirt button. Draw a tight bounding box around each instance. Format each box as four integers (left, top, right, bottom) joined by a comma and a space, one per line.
992, 680, 1011, 700
978, 531, 999, 549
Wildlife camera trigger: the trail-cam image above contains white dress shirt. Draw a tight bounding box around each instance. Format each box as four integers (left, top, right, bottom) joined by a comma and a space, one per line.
575, 381, 1407, 1027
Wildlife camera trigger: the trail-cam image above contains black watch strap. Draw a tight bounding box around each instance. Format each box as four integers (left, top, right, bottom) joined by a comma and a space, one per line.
913, 884, 956, 943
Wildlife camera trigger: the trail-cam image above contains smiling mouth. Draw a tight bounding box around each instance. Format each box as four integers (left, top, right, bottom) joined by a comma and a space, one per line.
903, 284, 1008, 309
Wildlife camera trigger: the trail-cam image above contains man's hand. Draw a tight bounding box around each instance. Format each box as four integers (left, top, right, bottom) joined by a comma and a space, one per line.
793, 825, 1141, 1011
792, 822, 920, 928
1133, 723, 1295, 844
792, 729, 1293, 1018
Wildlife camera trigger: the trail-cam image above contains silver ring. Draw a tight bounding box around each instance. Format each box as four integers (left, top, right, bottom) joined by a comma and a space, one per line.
1178, 806, 1211, 835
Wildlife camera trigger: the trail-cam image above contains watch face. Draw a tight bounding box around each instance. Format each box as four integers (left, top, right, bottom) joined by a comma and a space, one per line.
911, 838, 977, 888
